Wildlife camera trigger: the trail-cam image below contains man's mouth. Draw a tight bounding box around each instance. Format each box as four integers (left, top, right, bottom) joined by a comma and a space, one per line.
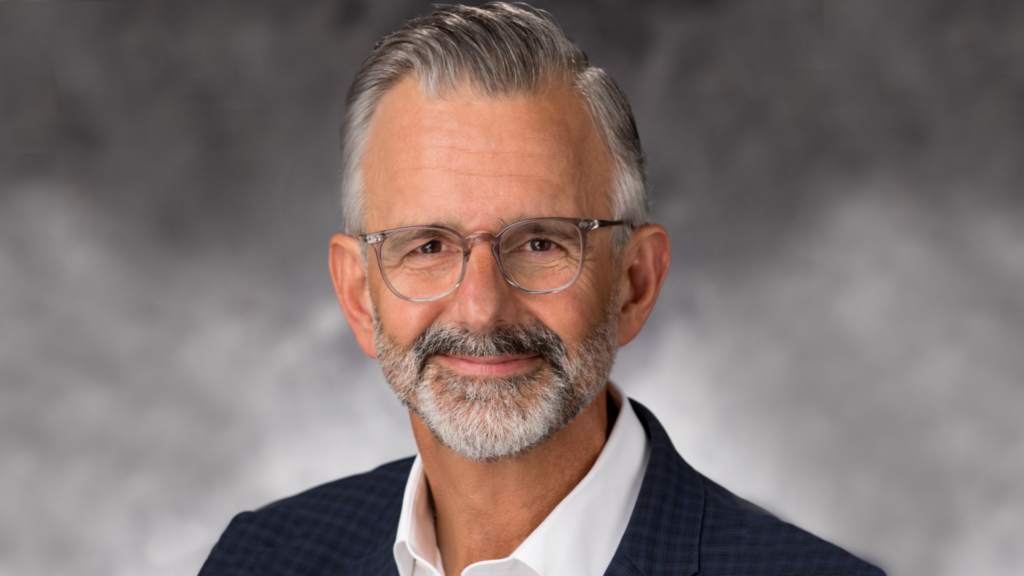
437, 354, 543, 377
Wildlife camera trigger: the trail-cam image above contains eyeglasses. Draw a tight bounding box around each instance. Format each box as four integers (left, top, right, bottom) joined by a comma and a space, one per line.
359, 217, 625, 302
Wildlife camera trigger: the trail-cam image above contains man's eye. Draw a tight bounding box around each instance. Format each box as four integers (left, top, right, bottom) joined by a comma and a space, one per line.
416, 240, 445, 254
527, 238, 554, 251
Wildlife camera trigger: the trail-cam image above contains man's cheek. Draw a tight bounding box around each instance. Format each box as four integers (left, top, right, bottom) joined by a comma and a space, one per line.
375, 302, 436, 344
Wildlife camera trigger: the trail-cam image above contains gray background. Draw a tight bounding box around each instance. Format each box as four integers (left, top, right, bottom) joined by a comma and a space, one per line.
1, 1, 1022, 575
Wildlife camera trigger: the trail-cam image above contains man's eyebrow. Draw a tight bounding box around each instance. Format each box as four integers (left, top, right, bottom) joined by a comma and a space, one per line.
496, 213, 528, 229
426, 218, 462, 230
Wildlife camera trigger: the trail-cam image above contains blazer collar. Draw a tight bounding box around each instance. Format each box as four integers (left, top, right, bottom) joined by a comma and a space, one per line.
605, 400, 704, 576
350, 545, 401, 576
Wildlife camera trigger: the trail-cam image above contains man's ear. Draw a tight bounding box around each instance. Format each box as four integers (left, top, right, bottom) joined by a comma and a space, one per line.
616, 224, 671, 347
329, 233, 378, 359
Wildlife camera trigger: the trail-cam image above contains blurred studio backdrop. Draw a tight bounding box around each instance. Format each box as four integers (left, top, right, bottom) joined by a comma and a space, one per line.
2, 1, 1023, 575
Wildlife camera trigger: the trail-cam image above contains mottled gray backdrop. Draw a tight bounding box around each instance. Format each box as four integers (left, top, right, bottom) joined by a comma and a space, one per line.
2, 1, 1023, 575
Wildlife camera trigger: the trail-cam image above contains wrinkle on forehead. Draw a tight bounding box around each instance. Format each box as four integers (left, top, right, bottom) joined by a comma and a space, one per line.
411, 214, 529, 234
360, 75, 614, 232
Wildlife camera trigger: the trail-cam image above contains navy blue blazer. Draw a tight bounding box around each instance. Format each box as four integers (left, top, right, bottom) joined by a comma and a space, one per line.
200, 400, 885, 575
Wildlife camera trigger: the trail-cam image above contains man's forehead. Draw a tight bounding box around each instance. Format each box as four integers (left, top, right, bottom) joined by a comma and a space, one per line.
366, 77, 602, 173
359, 76, 614, 230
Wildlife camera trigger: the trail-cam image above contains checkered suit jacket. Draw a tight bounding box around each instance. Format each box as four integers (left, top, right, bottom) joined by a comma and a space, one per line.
199, 400, 885, 575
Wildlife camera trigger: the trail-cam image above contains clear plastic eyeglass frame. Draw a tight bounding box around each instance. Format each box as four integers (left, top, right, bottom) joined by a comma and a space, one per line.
359, 217, 625, 302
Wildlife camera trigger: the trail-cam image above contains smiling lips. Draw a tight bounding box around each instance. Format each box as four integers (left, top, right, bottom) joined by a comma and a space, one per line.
439, 354, 543, 377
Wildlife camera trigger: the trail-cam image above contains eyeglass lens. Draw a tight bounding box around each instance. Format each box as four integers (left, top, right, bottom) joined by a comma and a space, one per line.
378, 220, 584, 300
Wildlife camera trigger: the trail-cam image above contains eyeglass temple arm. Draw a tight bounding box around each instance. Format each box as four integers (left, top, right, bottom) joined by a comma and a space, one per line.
579, 219, 626, 230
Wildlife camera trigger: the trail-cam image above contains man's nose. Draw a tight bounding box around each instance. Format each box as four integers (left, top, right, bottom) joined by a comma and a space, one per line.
450, 242, 516, 332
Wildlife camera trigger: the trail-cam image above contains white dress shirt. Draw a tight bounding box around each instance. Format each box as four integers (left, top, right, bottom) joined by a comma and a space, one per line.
392, 385, 651, 576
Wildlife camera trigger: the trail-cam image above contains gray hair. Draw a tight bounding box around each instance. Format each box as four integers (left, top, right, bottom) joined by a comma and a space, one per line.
340, 2, 648, 250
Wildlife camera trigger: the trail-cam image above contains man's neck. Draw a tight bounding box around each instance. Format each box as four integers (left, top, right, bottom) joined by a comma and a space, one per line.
409, 385, 613, 576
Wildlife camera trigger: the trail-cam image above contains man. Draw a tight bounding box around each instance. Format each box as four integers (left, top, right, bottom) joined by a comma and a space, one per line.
200, 4, 884, 575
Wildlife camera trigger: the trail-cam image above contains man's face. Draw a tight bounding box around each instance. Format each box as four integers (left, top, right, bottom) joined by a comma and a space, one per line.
359, 77, 621, 460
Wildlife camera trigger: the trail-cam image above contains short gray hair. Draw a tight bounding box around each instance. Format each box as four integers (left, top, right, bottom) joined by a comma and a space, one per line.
340, 2, 648, 249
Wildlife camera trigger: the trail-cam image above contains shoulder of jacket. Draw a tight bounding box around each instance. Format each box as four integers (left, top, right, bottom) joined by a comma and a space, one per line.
199, 457, 414, 575
696, 475, 886, 576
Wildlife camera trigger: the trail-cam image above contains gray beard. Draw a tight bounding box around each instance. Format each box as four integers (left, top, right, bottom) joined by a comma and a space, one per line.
373, 297, 619, 462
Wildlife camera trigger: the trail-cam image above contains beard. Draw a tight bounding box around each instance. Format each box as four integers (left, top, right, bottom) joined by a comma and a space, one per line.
373, 296, 620, 462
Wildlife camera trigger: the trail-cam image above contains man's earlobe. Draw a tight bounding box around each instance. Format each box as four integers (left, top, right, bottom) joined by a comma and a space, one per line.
616, 224, 671, 347
329, 234, 378, 359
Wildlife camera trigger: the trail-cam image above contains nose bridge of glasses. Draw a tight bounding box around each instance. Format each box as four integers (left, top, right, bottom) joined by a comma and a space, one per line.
459, 231, 513, 286
462, 231, 499, 247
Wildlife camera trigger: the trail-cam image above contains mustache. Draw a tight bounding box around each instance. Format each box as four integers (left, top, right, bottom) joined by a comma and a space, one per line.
410, 321, 569, 377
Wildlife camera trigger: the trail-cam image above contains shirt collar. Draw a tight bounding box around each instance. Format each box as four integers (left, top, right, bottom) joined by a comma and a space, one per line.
393, 384, 651, 576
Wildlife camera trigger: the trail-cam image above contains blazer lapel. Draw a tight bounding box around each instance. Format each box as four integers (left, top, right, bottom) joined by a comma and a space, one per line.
235, 529, 399, 576
605, 553, 648, 576
345, 544, 401, 576
605, 400, 704, 576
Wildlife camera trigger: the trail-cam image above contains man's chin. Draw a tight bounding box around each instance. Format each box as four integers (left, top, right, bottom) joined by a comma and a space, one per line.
416, 394, 562, 462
